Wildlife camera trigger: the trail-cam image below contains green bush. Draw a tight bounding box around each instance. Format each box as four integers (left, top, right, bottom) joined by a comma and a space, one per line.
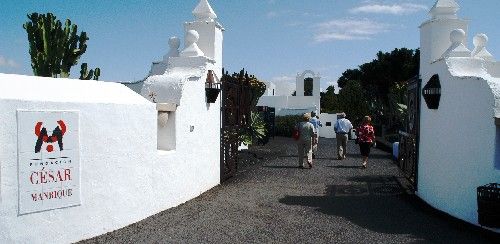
240, 112, 267, 145
275, 115, 302, 137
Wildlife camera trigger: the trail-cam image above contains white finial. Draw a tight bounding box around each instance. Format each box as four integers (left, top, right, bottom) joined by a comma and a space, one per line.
164, 36, 180, 61
430, 0, 459, 19
450, 29, 465, 43
442, 29, 471, 58
193, 0, 217, 21
180, 30, 204, 57
472, 33, 495, 61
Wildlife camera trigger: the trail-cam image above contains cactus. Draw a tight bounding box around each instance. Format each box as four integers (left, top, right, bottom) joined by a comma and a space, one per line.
79, 63, 100, 80
23, 12, 100, 79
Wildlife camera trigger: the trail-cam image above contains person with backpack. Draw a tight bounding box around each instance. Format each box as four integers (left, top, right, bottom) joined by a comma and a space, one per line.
295, 113, 315, 168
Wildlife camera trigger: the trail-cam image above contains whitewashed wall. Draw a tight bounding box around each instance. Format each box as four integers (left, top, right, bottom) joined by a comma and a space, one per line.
319, 113, 337, 138
418, 61, 500, 233
0, 73, 221, 243
486, 61, 500, 78
258, 96, 319, 116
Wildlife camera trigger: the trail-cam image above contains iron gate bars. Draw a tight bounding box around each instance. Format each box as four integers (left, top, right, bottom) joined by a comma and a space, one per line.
220, 69, 252, 182
398, 76, 421, 191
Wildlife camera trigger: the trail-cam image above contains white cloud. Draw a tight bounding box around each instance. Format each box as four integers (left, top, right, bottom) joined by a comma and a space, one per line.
266, 10, 295, 19
350, 3, 427, 15
313, 18, 390, 42
267, 9, 321, 19
0, 56, 19, 68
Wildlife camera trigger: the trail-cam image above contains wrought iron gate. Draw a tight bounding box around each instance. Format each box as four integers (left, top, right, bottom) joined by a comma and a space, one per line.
398, 76, 421, 190
220, 70, 251, 182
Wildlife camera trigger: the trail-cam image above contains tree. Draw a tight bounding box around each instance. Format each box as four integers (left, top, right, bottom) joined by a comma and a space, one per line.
336, 48, 419, 133
338, 69, 362, 89
23, 12, 100, 80
336, 80, 369, 124
320, 85, 337, 113
222, 68, 268, 145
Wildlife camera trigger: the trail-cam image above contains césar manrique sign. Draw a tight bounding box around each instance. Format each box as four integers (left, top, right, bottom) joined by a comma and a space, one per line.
17, 110, 80, 215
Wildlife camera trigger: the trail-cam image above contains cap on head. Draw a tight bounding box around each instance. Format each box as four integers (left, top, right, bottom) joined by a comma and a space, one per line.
303, 113, 311, 121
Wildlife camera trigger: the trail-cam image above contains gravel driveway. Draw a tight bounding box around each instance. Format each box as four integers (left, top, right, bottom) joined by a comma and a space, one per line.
81, 137, 498, 243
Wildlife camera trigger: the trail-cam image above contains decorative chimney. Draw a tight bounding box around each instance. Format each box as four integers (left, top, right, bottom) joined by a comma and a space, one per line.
184, 0, 224, 77
420, 0, 468, 72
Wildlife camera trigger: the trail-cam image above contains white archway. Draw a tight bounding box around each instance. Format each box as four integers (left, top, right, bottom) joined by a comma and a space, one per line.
296, 70, 321, 97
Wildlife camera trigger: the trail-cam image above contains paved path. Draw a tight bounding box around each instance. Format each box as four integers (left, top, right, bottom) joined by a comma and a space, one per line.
82, 137, 498, 243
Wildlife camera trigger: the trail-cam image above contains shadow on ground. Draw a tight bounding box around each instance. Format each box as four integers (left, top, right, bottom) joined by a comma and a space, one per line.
278, 154, 391, 160
279, 175, 499, 243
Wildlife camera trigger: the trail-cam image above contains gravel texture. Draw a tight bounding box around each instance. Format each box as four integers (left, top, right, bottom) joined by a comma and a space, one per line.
80, 137, 499, 244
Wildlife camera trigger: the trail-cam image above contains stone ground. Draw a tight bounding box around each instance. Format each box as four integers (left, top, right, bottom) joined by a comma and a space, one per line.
81, 137, 499, 243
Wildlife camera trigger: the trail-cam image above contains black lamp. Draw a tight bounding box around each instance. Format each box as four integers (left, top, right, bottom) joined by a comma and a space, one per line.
423, 74, 441, 109
205, 70, 221, 103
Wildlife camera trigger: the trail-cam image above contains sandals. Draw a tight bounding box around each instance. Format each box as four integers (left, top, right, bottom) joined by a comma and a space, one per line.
307, 161, 313, 169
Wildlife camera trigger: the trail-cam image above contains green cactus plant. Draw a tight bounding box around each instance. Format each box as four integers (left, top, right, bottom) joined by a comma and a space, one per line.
23, 12, 100, 79
79, 63, 100, 80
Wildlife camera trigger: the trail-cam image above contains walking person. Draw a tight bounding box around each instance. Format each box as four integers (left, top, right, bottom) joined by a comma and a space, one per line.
297, 113, 315, 168
309, 111, 322, 159
357, 116, 376, 168
334, 112, 353, 160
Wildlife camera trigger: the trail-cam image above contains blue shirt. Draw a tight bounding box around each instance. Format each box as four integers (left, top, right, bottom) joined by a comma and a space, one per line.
334, 118, 353, 134
309, 117, 322, 132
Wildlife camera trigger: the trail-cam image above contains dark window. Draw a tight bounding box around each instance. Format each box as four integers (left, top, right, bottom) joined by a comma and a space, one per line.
326, 122, 332, 126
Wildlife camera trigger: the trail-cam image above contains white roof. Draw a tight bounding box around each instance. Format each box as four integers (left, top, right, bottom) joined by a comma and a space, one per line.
430, 0, 459, 15
193, 0, 217, 21
0, 73, 151, 105
445, 58, 500, 118
432, 0, 459, 8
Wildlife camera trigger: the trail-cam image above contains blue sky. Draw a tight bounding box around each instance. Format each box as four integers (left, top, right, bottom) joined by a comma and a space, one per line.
0, 0, 498, 92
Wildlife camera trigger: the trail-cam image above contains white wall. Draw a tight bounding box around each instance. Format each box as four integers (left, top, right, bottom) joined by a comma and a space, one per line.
258, 96, 319, 116
486, 61, 500, 78
419, 18, 468, 74
184, 20, 224, 73
319, 113, 337, 138
124, 81, 144, 94
0, 73, 221, 243
417, 61, 500, 233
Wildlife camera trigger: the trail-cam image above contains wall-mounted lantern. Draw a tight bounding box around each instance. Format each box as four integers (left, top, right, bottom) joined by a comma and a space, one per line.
422, 74, 441, 109
205, 70, 221, 103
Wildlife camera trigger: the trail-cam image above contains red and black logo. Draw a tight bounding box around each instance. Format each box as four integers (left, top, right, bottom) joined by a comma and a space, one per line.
34, 120, 66, 153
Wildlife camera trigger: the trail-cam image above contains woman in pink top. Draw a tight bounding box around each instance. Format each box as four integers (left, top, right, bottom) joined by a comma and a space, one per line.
357, 116, 375, 168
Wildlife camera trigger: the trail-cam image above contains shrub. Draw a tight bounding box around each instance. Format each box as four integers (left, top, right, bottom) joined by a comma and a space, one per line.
240, 112, 267, 145
275, 115, 302, 137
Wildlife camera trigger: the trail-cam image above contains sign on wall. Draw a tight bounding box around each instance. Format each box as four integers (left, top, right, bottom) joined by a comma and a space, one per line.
17, 110, 80, 215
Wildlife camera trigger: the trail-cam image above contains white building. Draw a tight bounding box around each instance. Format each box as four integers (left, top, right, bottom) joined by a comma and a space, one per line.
258, 70, 321, 116
0, 0, 225, 243
418, 0, 499, 233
